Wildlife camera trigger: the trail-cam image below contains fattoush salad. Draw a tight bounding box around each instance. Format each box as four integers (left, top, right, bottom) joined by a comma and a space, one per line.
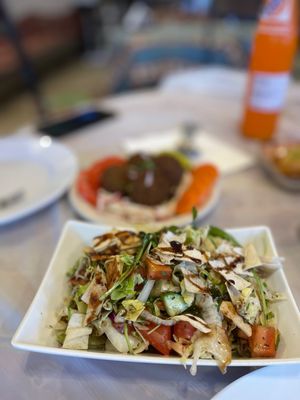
54, 223, 284, 374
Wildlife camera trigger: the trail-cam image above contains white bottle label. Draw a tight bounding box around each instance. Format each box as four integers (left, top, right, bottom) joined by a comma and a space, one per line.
261, 0, 292, 24
249, 72, 290, 112
259, 0, 295, 36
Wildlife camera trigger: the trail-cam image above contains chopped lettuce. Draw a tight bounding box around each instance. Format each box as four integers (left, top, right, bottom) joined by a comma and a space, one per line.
184, 226, 208, 248
120, 254, 135, 267
122, 299, 145, 321
253, 269, 269, 325
110, 275, 136, 301
208, 226, 241, 247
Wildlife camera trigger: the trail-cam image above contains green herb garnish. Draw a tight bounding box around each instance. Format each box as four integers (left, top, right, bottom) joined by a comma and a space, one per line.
208, 226, 241, 247
253, 269, 268, 326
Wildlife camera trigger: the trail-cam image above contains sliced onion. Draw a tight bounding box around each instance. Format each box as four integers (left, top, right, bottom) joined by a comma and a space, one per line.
141, 310, 175, 326
133, 341, 149, 354
172, 314, 211, 333
190, 337, 202, 376
137, 280, 155, 303
102, 319, 139, 353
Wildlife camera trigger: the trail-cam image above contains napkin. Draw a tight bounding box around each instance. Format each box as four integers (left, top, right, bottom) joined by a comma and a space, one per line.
123, 128, 254, 175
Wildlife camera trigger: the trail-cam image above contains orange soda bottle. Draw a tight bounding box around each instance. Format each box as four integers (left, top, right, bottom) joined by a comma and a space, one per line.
241, 0, 298, 140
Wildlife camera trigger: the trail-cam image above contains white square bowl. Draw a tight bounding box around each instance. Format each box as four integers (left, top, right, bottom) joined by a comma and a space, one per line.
12, 221, 300, 367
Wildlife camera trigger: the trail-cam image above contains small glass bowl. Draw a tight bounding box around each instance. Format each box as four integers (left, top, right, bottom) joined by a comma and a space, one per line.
261, 142, 300, 191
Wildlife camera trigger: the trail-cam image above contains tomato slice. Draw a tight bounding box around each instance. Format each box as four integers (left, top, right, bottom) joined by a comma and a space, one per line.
176, 163, 219, 215
76, 171, 97, 206
192, 164, 219, 182
141, 322, 172, 356
76, 156, 125, 206
174, 321, 197, 341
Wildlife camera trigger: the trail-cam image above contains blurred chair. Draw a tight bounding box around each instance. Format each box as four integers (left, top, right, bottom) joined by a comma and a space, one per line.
110, 24, 252, 93
211, 0, 262, 19
111, 43, 234, 92
0, 1, 82, 102
0, 0, 46, 119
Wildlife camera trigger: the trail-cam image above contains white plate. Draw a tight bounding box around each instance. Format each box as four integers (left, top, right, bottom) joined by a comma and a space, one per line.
0, 136, 77, 225
212, 364, 300, 399
12, 221, 300, 369
69, 184, 220, 230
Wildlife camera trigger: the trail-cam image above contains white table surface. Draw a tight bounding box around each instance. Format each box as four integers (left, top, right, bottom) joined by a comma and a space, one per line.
1, 71, 300, 399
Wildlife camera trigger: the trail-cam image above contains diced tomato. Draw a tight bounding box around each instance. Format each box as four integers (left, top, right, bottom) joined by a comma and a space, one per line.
145, 257, 172, 280
174, 321, 197, 341
141, 322, 172, 356
76, 156, 125, 206
249, 325, 276, 358
176, 163, 219, 215
135, 264, 147, 280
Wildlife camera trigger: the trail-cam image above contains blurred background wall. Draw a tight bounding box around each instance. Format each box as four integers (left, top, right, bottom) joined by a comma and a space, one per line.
0, 0, 299, 134
6, 0, 74, 18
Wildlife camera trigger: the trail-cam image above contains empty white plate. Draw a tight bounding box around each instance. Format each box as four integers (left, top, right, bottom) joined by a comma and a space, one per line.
212, 364, 300, 399
0, 136, 77, 225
